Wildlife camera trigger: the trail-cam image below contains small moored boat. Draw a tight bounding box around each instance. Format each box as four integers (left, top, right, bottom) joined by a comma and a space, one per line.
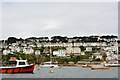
104, 63, 120, 67
40, 61, 59, 68
82, 64, 91, 68
91, 65, 109, 70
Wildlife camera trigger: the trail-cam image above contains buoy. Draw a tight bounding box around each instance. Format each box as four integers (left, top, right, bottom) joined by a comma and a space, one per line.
112, 68, 114, 70
49, 70, 54, 73
59, 66, 62, 68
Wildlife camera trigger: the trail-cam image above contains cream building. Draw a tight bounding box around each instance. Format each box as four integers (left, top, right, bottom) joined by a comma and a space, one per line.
66, 46, 81, 56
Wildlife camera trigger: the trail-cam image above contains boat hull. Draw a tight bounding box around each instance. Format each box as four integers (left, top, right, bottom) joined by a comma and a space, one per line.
82, 65, 91, 68
91, 66, 109, 70
41, 65, 58, 68
0, 64, 34, 74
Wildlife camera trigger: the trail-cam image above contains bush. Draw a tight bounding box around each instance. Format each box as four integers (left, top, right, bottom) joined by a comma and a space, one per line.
95, 58, 101, 61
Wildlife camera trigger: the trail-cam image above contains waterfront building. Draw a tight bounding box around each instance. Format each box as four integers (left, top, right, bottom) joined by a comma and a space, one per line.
23, 47, 34, 54
53, 50, 66, 57
85, 47, 92, 52
92, 53, 102, 60
66, 46, 81, 56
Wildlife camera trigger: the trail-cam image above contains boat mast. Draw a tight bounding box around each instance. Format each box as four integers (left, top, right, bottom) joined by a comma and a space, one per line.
50, 43, 52, 63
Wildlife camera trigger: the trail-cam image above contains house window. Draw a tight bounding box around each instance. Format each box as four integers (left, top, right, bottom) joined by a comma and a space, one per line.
19, 62, 25, 65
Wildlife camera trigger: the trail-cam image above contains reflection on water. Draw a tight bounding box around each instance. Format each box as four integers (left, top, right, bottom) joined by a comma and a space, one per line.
2, 66, 118, 78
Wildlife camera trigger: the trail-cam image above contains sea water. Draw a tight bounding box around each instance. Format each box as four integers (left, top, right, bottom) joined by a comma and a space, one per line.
1, 66, 118, 78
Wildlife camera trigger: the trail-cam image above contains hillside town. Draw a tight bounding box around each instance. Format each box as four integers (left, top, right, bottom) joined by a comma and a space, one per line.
0, 35, 120, 65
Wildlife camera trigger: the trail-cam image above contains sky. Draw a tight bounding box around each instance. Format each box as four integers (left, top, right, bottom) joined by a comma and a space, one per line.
1, 2, 118, 40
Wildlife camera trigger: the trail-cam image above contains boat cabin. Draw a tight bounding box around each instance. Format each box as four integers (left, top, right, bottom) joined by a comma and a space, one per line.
8, 60, 29, 67
16, 60, 29, 67
8, 57, 29, 67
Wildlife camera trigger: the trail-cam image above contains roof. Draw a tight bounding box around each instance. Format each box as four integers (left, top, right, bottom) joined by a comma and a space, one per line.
9, 57, 17, 61
92, 53, 101, 56
16, 60, 27, 62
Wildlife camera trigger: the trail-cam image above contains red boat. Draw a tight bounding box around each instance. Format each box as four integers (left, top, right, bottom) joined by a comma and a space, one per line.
0, 57, 35, 74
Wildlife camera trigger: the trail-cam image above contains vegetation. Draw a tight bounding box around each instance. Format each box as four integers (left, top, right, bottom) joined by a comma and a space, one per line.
92, 46, 101, 52
101, 53, 107, 61
2, 52, 101, 65
2, 52, 37, 64
79, 46, 86, 52
51, 46, 66, 51
56, 56, 80, 64
5, 35, 118, 44
2, 35, 118, 65
51, 36, 68, 43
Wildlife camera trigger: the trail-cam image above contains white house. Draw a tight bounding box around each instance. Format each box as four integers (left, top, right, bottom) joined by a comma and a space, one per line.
23, 47, 34, 54
35, 50, 40, 55
81, 52, 85, 55
91, 42, 99, 46
53, 50, 66, 57
15, 46, 21, 52
85, 47, 92, 52
3, 49, 10, 55
66, 47, 81, 56
92, 53, 102, 59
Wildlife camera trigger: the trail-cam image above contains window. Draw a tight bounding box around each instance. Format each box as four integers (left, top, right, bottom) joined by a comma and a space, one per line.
9, 61, 17, 66
19, 62, 25, 65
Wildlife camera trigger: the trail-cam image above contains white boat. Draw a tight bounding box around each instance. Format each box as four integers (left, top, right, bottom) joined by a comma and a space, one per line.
40, 46, 59, 68
104, 63, 120, 67
40, 61, 59, 68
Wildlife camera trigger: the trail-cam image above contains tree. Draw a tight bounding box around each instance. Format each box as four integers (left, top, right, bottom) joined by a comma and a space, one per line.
92, 46, 101, 52
102, 53, 107, 61
80, 46, 85, 52
95, 58, 101, 61
93, 56, 96, 60
51, 36, 68, 43
40, 46, 44, 54
7, 37, 18, 44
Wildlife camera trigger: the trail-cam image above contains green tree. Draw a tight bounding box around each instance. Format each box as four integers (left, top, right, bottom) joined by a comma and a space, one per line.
80, 46, 85, 52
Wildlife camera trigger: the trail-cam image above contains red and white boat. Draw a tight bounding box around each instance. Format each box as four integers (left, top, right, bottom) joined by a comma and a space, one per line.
0, 57, 35, 74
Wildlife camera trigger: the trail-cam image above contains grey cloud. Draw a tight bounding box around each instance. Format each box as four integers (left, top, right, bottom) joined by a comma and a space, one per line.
2, 2, 118, 39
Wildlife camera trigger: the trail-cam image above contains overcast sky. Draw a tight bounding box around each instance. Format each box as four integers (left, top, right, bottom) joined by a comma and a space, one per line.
2, 2, 118, 40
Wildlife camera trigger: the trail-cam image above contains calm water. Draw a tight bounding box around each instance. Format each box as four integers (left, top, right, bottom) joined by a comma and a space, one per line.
1, 66, 118, 78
